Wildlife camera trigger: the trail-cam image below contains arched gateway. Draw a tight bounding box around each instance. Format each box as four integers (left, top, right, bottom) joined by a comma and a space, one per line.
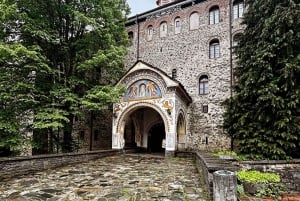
112, 61, 192, 156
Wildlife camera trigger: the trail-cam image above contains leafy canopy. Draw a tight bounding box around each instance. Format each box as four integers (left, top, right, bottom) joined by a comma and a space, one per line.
224, 0, 300, 159
0, 0, 129, 154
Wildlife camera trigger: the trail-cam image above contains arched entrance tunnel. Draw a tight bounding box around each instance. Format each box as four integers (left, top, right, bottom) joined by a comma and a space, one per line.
123, 107, 166, 153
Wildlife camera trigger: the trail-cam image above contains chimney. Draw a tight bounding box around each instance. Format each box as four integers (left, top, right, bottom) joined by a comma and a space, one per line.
156, 0, 175, 6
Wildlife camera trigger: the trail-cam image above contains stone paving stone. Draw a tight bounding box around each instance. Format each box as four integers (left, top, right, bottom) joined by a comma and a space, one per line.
0, 154, 206, 201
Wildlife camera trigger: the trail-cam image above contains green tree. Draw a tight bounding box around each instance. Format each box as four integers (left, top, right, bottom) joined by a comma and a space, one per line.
0, 0, 129, 154
0, 44, 50, 156
224, 0, 300, 159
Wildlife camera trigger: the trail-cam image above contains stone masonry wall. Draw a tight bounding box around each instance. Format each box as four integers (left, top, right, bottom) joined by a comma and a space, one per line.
0, 150, 119, 181
126, 0, 245, 151
239, 160, 300, 192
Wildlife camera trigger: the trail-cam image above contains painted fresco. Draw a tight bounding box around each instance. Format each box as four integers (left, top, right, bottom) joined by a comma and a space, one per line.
124, 80, 162, 101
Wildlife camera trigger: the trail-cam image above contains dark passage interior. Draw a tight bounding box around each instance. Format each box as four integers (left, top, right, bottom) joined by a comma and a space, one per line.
148, 123, 165, 153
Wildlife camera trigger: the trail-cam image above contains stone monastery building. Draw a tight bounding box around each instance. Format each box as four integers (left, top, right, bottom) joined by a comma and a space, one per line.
112, 0, 245, 156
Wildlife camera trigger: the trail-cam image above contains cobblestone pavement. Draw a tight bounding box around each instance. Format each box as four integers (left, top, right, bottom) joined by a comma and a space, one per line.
0, 154, 207, 201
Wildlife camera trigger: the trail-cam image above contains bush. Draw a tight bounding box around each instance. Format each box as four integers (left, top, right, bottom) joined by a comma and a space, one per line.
237, 170, 283, 199
237, 170, 280, 184
212, 150, 237, 157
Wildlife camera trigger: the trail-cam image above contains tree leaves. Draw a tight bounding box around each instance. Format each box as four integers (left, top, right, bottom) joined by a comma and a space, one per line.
0, 0, 129, 154
224, 0, 300, 159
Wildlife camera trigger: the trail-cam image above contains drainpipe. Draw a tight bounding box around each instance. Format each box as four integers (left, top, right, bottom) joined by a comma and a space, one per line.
229, 0, 233, 98
229, 0, 234, 151
136, 15, 140, 60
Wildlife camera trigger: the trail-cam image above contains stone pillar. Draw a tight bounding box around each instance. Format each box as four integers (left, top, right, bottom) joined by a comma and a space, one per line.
213, 170, 237, 201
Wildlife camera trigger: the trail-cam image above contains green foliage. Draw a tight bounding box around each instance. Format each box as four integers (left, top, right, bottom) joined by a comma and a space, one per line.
237, 184, 245, 196
237, 170, 280, 184
255, 183, 284, 200
237, 170, 284, 199
212, 150, 237, 157
236, 154, 265, 161
0, 0, 129, 154
223, 0, 300, 159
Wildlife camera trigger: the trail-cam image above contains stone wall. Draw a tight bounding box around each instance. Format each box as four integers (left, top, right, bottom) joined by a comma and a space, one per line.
72, 109, 113, 152
194, 152, 300, 196
194, 152, 239, 197
125, 0, 245, 151
0, 150, 119, 181
239, 160, 300, 192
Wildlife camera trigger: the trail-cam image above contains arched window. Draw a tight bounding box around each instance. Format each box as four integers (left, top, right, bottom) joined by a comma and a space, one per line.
147, 25, 153, 41
189, 12, 199, 30
128, 31, 134, 45
233, 33, 242, 47
160, 21, 168, 38
174, 17, 181, 34
233, 0, 244, 19
209, 6, 220, 25
209, 39, 220, 59
177, 114, 186, 149
199, 75, 209, 95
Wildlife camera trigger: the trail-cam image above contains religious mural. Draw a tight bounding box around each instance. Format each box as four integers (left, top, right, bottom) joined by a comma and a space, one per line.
124, 80, 162, 101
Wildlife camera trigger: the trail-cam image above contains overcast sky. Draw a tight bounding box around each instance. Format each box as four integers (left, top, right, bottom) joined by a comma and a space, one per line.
127, 0, 157, 16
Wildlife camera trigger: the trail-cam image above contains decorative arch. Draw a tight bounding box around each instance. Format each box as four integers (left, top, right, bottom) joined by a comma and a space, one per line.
177, 110, 186, 135
176, 110, 186, 149
116, 102, 170, 134
121, 69, 168, 96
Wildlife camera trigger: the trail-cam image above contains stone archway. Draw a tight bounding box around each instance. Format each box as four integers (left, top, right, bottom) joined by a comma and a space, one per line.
112, 61, 192, 156
115, 105, 167, 153
177, 112, 186, 151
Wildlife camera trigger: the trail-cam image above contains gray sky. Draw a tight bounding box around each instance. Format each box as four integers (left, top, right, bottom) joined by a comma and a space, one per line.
127, 0, 157, 16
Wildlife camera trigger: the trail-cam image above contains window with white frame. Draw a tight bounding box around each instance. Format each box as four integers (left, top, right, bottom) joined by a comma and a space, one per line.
147, 25, 153, 41
160, 21, 168, 38
199, 75, 209, 95
233, 0, 244, 19
174, 17, 181, 34
209, 39, 220, 59
209, 6, 220, 25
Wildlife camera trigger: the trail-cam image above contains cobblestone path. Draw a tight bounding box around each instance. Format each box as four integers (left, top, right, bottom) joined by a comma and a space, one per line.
0, 154, 207, 201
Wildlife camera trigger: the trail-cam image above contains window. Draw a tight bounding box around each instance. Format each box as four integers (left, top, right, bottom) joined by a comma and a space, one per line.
172, 69, 177, 79
233, 0, 244, 19
189, 12, 199, 30
209, 6, 220, 25
160, 21, 168, 38
174, 17, 181, 34
202, 105, 208, 113
199, 75, 209, 95
209, 39, 220, 59
128, 32, 134, 45
147, 25, 153, 41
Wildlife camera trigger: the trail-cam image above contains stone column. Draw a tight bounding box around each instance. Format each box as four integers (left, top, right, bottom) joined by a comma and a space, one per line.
165, 131, 176, 157
213, 170, 237, 201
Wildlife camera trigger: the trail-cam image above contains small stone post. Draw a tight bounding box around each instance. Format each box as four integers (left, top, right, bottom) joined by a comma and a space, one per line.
213, 170, 237, 201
